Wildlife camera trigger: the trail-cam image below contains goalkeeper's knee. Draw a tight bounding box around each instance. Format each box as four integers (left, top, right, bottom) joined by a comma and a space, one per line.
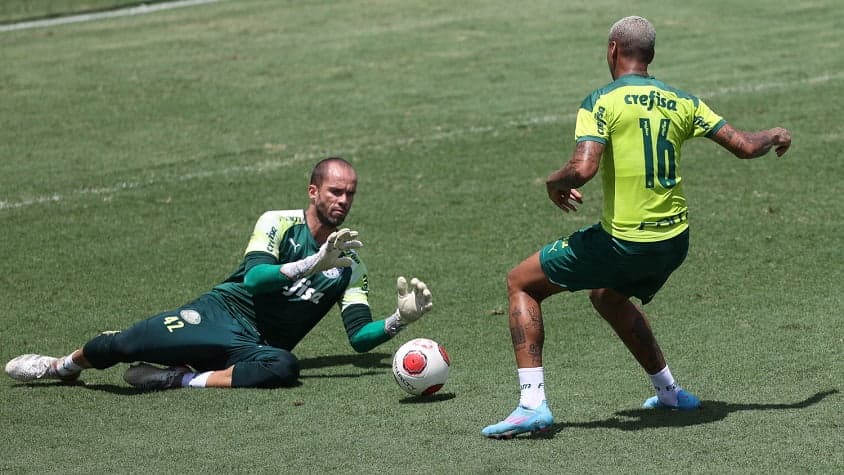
231, 352, 300, 388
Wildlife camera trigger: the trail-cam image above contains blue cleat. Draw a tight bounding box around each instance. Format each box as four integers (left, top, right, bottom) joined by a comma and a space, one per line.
482, 401, 554, 439
642, 389, 701, 410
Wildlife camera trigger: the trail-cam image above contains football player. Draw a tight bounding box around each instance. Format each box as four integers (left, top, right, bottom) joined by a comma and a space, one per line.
6, 158, 432, 390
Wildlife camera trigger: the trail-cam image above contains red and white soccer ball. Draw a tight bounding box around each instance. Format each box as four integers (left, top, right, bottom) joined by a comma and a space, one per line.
392, 338, 450, 396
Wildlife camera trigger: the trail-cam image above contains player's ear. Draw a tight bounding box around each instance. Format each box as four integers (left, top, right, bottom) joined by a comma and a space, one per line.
308, 183, 318, 201
607, 41, 618, 61
607, 41, 619, 78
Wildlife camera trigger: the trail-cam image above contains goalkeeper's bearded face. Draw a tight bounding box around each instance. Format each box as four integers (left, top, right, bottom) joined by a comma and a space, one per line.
309, 162, 357, 228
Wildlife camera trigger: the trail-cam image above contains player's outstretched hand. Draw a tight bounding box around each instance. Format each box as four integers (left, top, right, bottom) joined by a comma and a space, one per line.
547, 183, 583, 213
310, 228, 363, 275
280, 228, 362, 280
396, 276, 433, 324
771, 127, 791, 157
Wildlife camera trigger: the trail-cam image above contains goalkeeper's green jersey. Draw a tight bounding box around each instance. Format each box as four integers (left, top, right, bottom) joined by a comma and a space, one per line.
210, 210, 371, 350
575, 74, 726, 242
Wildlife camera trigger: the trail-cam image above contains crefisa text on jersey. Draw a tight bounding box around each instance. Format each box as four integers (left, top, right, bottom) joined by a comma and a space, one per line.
282, 278, 325, 303
265, 226, 279, 252
625, 89, 677, 112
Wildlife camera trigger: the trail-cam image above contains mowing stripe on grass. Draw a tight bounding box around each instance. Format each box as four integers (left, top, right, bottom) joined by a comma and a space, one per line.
0, 0, 219, 32
1, 71, 841, 211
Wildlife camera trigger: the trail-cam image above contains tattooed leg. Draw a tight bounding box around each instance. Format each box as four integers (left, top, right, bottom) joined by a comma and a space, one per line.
508, 296, 545, 367
589, 288, 666, 374
506, 253, 564, 369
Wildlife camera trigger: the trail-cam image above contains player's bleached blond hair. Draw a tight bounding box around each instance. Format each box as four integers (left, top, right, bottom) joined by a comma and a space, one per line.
609, 16, 656, 63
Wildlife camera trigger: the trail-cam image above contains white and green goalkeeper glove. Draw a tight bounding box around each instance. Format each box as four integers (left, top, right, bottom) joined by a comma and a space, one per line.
385, 276, 433, 335
280, 228, 362, 280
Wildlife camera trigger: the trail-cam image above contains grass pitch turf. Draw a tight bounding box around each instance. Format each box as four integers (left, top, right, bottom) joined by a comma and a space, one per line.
1, 1, 841, 473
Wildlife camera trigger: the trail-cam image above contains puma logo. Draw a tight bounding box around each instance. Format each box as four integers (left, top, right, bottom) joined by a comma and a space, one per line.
288, 238, 302, 252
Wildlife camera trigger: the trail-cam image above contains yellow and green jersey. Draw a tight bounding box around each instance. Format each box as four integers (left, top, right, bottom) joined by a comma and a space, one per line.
211, 210, 371, 350
575, 74, 725, 242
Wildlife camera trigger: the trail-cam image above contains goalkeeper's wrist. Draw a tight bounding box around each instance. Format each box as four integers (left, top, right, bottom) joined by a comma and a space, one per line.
279, 254, 318, 280
384, 310, 407, 337
279, 262, 302, 280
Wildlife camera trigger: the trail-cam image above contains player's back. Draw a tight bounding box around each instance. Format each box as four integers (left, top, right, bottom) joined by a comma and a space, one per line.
575, 74, 725, 242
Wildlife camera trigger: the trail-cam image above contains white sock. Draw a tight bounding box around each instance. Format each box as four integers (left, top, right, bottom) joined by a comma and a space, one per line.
518, 367, 546, 409
183, 371, 212, 388
56, 355, 82, 376
648, 365, 680, 406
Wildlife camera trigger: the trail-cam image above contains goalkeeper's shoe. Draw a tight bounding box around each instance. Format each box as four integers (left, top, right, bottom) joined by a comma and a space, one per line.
642, 389, 701, 410
481, 401, 554, 439
123, 363, 190, 391
4, 354, 80, 382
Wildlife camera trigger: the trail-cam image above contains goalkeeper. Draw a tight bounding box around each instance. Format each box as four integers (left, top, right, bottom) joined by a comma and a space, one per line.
5, 157, 433, 390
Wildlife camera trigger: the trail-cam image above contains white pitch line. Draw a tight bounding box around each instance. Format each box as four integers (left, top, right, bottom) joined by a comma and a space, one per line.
0, 0, 220, 32
699, 71, 844, 97
1, 72, 841, 211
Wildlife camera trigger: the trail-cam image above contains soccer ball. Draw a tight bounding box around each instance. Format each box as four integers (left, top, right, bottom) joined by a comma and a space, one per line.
392, 338, 450, 396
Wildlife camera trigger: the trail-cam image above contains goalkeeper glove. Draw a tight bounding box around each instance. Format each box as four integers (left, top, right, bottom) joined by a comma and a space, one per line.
385, 276, 433, 335
280, 228, 362, 280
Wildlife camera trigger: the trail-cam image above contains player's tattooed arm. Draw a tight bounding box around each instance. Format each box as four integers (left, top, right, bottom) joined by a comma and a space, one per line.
711, 123, 792, 159
545, 141, 603, 212
547, 140, 602, 189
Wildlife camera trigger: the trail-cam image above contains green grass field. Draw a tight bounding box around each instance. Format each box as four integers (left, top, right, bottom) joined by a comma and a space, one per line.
1, 0, 841, 472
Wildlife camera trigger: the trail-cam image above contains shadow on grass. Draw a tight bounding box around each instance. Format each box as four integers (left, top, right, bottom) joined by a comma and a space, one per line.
398, 392, 456, 404
7, 379, 144, 395
299, 352, 391, 379
526, 389, 839, 439
7, 353, 393, 393
299, 352, 391, 370
477, 389, 841, 441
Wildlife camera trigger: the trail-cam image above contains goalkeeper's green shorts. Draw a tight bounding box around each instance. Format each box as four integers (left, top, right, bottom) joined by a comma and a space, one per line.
82, 293, 300, 388
539, 223, 688, 304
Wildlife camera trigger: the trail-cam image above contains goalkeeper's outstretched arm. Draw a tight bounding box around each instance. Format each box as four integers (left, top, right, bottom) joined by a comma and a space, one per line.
243, 228, 362, 295
345, 276, 433, 353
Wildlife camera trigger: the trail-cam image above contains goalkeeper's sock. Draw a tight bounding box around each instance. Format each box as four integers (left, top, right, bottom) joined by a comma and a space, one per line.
56, 355, 83, 377
181, 371, 212, 388
648, 365, 680, 406
517, 367, 546, 409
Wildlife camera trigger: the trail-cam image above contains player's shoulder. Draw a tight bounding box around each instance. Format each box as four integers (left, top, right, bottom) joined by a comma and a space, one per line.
580, 75, 701, 111
250, 210, 307, 239
256, 209, 305, 225
580, 80, 624, 112
648, 76, 700, 105
580, 75, 650, 109
348, 247, 364, 265
344, 245, 367, 273
245, 210, 306, 257
345, 248, 369, 288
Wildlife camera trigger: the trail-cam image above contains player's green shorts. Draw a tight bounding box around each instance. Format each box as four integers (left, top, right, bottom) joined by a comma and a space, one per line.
539, 223, 689, 304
